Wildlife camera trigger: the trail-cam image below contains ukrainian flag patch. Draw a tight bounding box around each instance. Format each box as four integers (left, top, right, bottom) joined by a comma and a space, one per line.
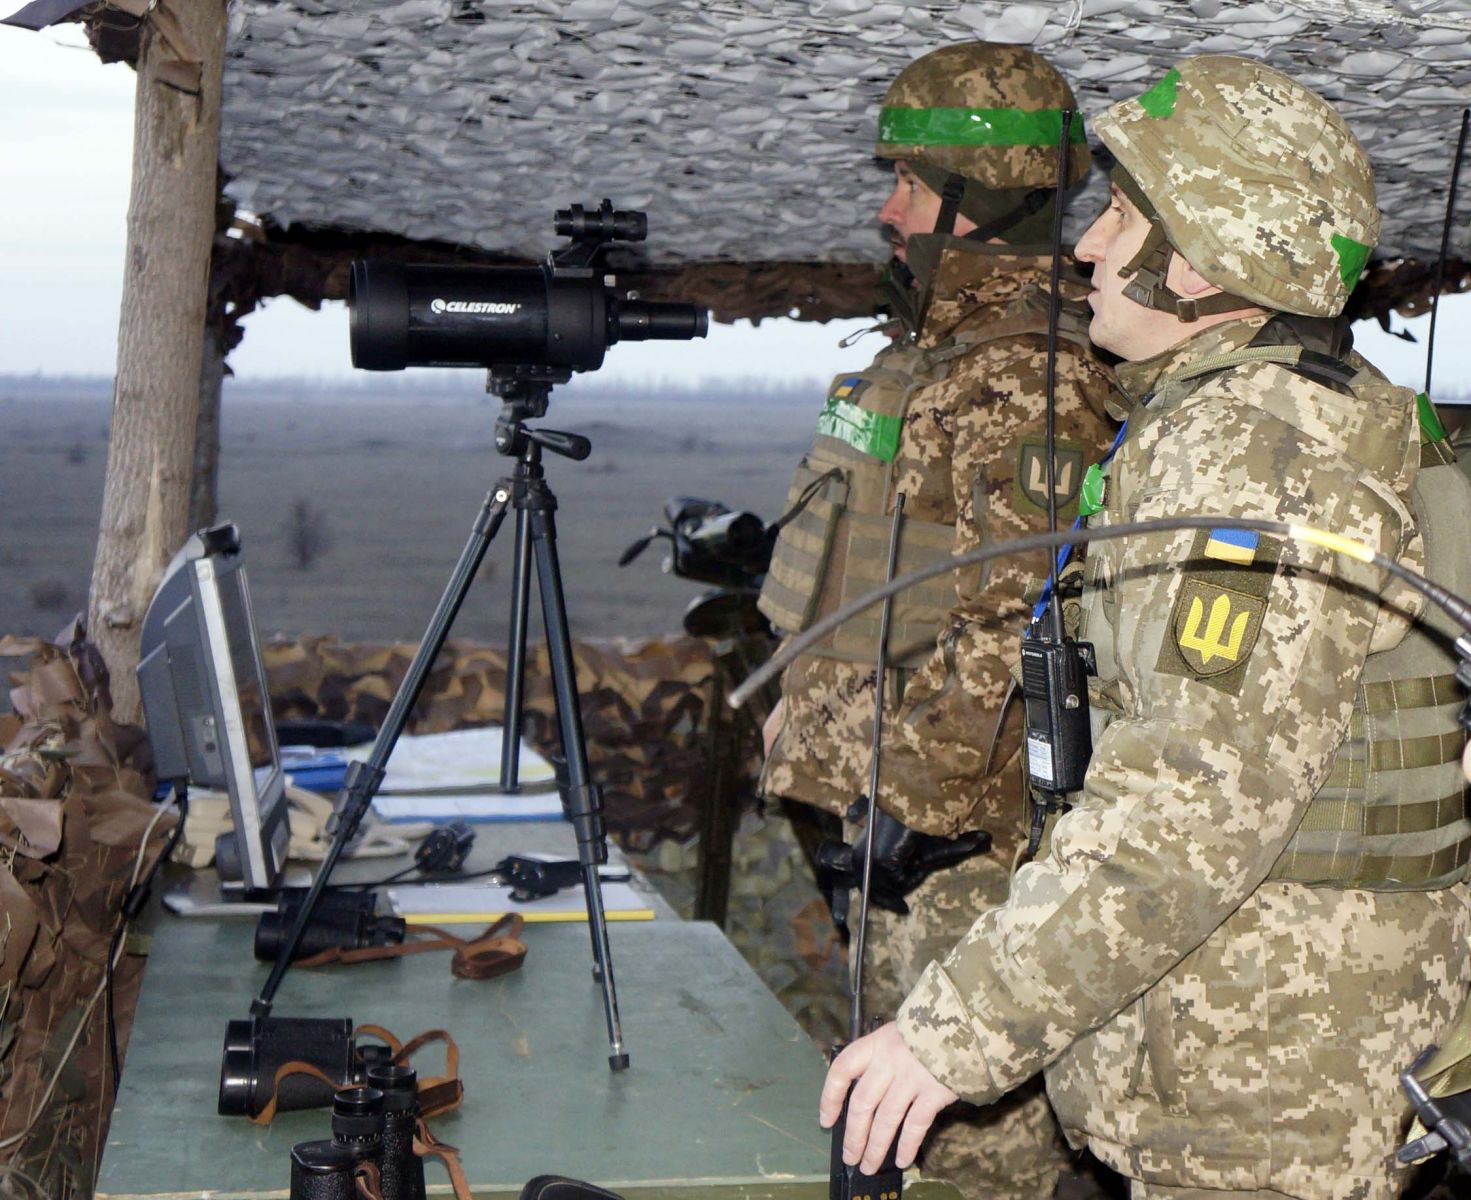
831, 377, 864, 401
1204, 528, 1258, 565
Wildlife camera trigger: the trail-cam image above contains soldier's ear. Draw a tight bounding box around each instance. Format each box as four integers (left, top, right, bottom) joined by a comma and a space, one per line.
1169, 255, 1221, 299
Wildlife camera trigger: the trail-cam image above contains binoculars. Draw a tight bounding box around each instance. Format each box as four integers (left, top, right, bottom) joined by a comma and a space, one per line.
254, 889, 407, 965
289, 1068, 425, 1200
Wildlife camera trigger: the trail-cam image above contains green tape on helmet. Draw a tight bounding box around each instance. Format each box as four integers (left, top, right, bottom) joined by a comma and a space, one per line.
1136, 69, 1181, 119
1331, 232, 1371, 291
878, 105, 1087, 149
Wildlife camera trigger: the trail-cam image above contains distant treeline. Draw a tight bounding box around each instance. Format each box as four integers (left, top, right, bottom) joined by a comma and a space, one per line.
5, 373, 1470, 410
0, 373, 832, 406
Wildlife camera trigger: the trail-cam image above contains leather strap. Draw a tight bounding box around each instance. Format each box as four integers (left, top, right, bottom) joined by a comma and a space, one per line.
296, 913, 528, 982
247, 1059, 343, 1126
415, 1119, 476, 1200
247, 1024, 468, 1125
354, 1160, 386, 1200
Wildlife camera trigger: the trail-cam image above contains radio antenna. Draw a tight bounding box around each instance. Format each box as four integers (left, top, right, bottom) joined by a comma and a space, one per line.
1424, 107, 1469, 400
1042, 108, 1074, 642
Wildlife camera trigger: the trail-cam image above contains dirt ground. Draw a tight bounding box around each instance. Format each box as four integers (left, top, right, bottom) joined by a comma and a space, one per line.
0, 375, 820, 649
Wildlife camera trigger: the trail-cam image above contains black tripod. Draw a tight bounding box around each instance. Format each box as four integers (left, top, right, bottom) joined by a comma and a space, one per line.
252, 365, 628, 1072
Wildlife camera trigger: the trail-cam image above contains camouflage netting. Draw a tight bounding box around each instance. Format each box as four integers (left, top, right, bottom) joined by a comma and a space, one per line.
261, 632, 851, 1044
0, 629, 172, 1200
263, 633, 721, 850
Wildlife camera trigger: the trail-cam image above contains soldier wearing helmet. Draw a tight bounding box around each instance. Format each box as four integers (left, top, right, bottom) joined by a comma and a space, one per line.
821, 55, 1471, 1199
756, 41, 1116, 1200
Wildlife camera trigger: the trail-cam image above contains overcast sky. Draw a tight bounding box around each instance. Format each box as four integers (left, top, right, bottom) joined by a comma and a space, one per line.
3, 21, 1469, 398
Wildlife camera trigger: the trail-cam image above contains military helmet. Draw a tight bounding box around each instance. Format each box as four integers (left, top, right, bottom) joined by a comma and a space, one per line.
1091, 55, 1380, 318
875, 43, 1090, 193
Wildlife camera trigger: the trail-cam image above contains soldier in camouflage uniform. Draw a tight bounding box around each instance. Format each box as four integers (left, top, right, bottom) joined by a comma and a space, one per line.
757, 42, 1117, 1200
821, 55, 1471, 1200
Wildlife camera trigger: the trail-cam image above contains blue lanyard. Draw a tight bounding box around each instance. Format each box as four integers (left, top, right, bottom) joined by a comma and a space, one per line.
1028, 420, 1129, 627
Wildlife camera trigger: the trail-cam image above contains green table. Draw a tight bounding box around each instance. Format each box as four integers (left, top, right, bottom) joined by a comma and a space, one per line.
97, 915, 838, 1199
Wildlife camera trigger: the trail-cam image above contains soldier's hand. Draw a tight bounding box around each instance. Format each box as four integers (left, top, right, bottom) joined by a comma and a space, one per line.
1463, 739, 1471, 785
818, 1021, 959, 1173
763, 698, 785, 757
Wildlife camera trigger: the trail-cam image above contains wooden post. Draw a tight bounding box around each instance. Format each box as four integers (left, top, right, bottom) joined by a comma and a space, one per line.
88, 0, 228, 723
190, 318, 225, 532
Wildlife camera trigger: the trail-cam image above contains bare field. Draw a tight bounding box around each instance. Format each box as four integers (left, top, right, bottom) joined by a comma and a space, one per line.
0, 378, 821, 648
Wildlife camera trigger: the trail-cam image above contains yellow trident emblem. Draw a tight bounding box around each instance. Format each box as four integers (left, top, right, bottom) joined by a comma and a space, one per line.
1178, 593, 1251, 667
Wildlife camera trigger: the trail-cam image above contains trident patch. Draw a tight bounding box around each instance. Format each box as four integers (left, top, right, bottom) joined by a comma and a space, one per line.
1157, 528, 1281, 695
1015, 437, 1084, 516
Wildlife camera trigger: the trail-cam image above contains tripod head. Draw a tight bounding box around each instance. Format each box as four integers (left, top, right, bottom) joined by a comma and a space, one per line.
490, 366, 592, 462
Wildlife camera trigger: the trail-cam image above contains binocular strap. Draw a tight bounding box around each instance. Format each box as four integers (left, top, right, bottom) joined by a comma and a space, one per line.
247, 1026, 468, 1125
353, 1160, 386, 1200
295, 914, 529, 984
415, 1119, 476, 1200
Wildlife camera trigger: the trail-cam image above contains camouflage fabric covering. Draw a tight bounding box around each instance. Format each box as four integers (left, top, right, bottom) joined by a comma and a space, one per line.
763, 244, 1118, 850
862, 841, 1069, 1200
0, 628, 171, 1200
761, 239, 1117, 1200
263, 633, 719, 851
896, 315, 1471, 1200
1091, 55, 1379, 319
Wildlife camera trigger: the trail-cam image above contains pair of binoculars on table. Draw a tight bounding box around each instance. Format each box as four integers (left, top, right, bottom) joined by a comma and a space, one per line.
289, 1068, 425, 1200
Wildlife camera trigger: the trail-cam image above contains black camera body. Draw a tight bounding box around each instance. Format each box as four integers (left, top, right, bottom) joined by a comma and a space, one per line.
664, 498, 774, 591
219, 1015, 393, 1117
349, 200, 707, 377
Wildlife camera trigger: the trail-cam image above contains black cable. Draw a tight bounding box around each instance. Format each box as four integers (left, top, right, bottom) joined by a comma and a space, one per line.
333, 862, 514, 892
728, 514, 1471, 710
1425, 108, 1470, 399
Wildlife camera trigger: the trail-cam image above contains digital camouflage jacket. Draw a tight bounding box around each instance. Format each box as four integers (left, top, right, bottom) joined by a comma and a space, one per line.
759, 243, 1116, 854
896, 315, 1471, 1199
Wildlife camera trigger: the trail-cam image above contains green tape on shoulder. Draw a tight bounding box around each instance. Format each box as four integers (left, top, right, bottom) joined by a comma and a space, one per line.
1418, 391, 1448, 443
816, 396, 901, 461
878, 106, 1087, 149
1137, 69, 1181, 118
1331, 232, 1371, 291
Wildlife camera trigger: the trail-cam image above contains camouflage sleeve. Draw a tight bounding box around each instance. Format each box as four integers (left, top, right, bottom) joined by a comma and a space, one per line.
895, 380, 1418, 1104
880, 337, 1115, 844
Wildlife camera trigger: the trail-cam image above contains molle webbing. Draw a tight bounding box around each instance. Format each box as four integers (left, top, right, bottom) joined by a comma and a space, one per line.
826, 511, 960, 667
759, 465, 848, 635
758, 477, 959, 669
1269, 670, 1471, 889
759, 292, 1076, 668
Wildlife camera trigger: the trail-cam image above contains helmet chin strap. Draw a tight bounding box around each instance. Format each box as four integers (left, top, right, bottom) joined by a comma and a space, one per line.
1111, 167, 1255, 323
908, 172, 967, 335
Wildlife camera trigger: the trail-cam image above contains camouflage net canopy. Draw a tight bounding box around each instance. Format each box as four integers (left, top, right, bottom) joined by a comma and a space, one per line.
0, 632, 172, 1200
202, 0, 1471, 322
264, 633, 727, 851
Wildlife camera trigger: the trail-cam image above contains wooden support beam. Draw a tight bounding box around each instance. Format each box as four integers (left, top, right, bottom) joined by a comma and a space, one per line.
88, 0, 227, 722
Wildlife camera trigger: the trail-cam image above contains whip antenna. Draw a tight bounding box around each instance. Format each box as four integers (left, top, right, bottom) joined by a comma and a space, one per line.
1425, 107, 1470, 399
1042, 108, 1074, 642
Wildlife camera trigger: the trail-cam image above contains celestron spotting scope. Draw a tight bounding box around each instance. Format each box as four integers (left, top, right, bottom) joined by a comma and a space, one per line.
349, 200, 708, 373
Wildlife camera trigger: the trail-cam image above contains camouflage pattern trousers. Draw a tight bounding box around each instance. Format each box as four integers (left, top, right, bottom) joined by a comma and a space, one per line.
854, 831, 1072, 1200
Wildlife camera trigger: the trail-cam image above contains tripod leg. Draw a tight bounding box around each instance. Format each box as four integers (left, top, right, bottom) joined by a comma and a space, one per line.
254, 483, 513, 1015
500, 499, 535, 792
528, 496, 630, 1071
